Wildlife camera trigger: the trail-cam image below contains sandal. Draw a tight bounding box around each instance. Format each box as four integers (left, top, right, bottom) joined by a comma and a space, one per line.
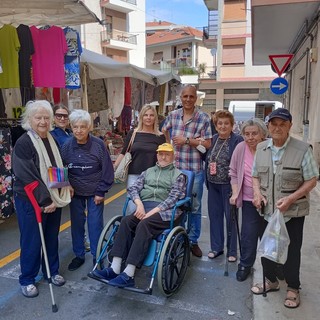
208, 250, 224, 259
251, 278, 280, 295
228, 256, 237, 262
284, 288, 300, 308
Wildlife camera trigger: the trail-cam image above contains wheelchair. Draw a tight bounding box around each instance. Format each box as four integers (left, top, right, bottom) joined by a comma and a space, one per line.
88, 170, 195, 296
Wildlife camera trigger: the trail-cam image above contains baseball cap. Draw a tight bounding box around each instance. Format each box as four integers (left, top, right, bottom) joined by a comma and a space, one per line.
156, 143, 174, 152
268, 108, 292, 122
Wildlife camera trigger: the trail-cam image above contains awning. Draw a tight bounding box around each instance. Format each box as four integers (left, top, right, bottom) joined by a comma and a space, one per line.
81, 49, 180, 86
0, 0, 100, 26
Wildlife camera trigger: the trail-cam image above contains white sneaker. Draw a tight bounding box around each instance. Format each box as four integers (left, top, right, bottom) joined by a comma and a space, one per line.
51, 274, 66, 286
21, 284, 39, 298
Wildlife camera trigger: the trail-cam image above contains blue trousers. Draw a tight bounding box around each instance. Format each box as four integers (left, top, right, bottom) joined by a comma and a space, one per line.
69, 195, 104, 259
207, 183, 237, 256
188, 171, 204, 244
239, 201, 265, 267
14, 193, 62, 286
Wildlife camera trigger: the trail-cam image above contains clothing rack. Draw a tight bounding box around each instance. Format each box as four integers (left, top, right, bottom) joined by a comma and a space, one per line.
0, 118, 21, 126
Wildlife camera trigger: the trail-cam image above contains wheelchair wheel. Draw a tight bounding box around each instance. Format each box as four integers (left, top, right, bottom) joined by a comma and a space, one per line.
157, 226, 190, 296
96, 215, 122, 270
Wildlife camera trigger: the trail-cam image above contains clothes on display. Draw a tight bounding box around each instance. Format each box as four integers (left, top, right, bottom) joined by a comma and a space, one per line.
16, 24, 35, 88
0, 23, 84, 219
0, 122, 22, 218
64, 27, 83, 89
30, 25, 68, 88
0, 24, 21, 88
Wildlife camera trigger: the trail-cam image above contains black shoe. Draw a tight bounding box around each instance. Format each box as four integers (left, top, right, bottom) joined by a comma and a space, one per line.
236, 265, 251, 282
68, 257, 85, 271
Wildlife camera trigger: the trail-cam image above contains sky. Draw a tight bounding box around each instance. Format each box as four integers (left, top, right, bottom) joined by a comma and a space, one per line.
146, 0, 208, 29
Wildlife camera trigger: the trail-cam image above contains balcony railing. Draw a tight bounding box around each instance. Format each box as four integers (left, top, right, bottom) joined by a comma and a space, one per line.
101, 29, 137, 45
154, 57, 193, 69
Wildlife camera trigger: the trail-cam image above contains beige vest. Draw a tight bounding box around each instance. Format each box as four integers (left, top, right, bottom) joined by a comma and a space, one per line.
255, 137, 310, 217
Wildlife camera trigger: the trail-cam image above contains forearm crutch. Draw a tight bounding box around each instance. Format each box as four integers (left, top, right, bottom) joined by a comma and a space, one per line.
24, 181, 58, 313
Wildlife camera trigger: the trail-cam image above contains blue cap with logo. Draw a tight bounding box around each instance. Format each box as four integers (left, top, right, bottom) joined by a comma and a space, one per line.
268, 108, 292, 122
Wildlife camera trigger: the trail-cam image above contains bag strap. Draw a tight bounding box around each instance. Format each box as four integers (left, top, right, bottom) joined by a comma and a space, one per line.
126, 130, 137, 153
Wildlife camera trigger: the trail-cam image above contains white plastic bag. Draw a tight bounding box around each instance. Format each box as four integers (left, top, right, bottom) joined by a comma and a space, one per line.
257, 209, 290, 264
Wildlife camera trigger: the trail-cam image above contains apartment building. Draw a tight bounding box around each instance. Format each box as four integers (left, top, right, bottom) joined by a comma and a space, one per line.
146, 21, 213, 86
201, 0, 279, 113
81, 0, 146, 67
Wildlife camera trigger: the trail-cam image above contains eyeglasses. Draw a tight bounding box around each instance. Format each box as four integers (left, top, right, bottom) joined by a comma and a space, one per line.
55, 113, 69, 120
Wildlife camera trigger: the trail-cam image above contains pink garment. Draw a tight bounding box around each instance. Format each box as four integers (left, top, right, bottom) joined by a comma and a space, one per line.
30, 26, 68, 88
229, 141, 248, 208
242, 144, 254, 201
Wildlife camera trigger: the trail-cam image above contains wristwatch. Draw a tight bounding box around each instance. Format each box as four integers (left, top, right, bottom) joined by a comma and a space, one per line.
185, 137, 190, 145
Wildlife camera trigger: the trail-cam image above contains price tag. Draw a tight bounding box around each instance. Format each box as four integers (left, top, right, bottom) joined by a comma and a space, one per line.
12, 106, 25, 119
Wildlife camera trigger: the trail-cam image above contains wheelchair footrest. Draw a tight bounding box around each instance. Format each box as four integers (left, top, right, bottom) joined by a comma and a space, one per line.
87, 271, 153, 295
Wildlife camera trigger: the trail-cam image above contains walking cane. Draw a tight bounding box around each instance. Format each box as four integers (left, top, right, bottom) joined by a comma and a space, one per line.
260, 202, 267, 297
24, 181, 58, 313
224, 204, 242, 277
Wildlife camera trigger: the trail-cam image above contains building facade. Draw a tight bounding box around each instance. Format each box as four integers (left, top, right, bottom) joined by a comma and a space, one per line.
201, 0, 280, 114
146, 21, 213, 86
251, 0, 320, 165
81, 0, 146, 67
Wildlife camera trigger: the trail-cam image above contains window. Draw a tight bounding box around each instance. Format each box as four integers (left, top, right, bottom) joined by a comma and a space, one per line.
224, 88, 259, 94
105, 15, 112, 33
202, 89, 217, 94
222, 45, 245, 65
152, 52, 163, 64
224, 0, 246, 21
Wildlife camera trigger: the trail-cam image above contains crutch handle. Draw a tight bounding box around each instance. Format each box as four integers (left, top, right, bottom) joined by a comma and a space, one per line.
24, 181, 42, 223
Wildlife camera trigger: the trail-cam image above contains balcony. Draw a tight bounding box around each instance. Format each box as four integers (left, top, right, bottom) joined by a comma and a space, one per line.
203, 26, 218, 49
101, 29, 137, 50
100, 0, 137, 13
203, 0, 218, 10
157, 57, 193, 70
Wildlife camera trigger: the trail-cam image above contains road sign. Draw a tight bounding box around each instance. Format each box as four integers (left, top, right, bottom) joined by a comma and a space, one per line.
269, 54, 294, 77
270, 77, 288, 95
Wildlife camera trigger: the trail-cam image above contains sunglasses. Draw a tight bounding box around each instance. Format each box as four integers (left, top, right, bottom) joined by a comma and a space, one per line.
55, 113, 69, 120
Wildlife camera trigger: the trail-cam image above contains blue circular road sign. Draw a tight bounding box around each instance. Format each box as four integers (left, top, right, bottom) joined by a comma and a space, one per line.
270, 77, 288, 95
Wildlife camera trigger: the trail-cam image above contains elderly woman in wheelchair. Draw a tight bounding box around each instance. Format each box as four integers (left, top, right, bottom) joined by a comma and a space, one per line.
89, 143, 194, 295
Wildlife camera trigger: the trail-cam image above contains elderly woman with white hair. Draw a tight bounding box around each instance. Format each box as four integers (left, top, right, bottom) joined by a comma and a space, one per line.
60, 109, 114, 271
12, 100, 71, 298
229, 118, 269, 282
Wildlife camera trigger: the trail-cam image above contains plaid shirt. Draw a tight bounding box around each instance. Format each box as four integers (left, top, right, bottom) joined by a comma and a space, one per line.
162, 108, 212, 172
127, 169, 186, 221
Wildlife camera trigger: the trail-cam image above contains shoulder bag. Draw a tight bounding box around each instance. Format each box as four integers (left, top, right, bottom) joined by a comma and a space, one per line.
114, 130, 137, 184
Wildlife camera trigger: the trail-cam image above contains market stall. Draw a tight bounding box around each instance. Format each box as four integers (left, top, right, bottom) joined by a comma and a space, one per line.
0, 0, 99, 219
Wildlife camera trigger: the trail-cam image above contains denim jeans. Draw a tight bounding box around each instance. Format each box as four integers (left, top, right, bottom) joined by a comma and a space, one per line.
69, 195, 104, 259
207, 183, 237, 257
126, 174, 139, 213
188, 170, 204, 244
14, 193, 62, 286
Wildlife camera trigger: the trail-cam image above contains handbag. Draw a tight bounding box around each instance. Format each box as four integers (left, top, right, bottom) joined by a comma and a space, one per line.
114, 130, 137, 184
47, 167, 70, 189
257, 209, 290, 264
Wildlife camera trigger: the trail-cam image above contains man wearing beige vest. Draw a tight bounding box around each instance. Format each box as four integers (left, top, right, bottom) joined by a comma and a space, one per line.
250, 108, 318, 308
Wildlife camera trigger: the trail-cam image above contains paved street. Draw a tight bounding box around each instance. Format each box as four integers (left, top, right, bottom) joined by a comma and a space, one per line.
0, 183, 319, 319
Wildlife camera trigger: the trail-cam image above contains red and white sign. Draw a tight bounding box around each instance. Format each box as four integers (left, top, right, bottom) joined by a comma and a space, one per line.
269, 54, 294, 77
